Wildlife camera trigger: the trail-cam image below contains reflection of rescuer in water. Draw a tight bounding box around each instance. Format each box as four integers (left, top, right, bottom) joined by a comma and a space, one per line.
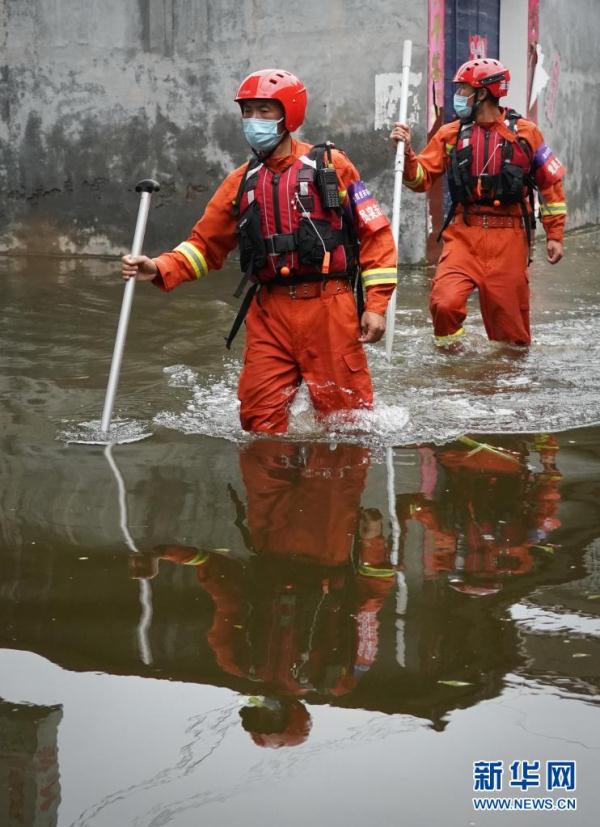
130, 442, 394, 748
396, 435, 562, 595
391, 59, 567, 348
121, 68, 398, 434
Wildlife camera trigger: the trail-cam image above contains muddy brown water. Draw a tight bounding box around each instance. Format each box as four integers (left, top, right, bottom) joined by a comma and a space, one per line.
1, 233, 599, 825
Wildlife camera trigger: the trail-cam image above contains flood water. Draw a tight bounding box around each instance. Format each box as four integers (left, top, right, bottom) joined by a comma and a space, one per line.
1, 230, 600, 825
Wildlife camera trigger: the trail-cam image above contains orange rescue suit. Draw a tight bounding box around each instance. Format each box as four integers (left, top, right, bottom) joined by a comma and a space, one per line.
153, 140, 397, 433
157, 442, 394, 697
404, 111, 567, 345
396, 437, 562, 584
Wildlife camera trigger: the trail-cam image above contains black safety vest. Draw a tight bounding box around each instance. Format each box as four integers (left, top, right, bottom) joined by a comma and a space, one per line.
225, 143, 361, 349
447, 110, 534, 207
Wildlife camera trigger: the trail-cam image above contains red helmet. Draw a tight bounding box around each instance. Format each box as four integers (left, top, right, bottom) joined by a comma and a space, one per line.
235, 69, 307, 132
453, 58, 510, 99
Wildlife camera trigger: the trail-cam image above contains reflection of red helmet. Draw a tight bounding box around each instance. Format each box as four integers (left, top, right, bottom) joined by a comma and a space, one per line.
234, 69, 308, 132
496, 547, 534, 575
128, 552, 159, 580
240, 698, 311, 749
453, 58, 510, 99
541, 517, 561, 532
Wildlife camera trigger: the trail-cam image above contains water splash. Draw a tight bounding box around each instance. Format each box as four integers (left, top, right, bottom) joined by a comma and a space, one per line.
58, 418, 153, 445
154, 363, 250, 443
155, 363, 413, 447
153, 305, 600, 448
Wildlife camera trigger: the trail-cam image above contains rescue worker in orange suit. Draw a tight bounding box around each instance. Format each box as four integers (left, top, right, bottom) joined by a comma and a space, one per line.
131, 441, 395, 747
391, 59, 567, 347
122, 69, 397, 433
396, 435, 562, 595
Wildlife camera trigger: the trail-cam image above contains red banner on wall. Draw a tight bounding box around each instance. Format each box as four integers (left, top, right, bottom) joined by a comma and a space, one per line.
469, 34, 488, 59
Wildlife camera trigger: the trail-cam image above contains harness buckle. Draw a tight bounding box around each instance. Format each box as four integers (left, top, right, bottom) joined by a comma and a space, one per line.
287, 281, 321, 299
299, 282, 315, 298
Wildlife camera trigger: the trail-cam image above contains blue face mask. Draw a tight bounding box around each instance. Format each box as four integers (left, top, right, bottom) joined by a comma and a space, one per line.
242, 117, 284, 154
453, 92, 474, 119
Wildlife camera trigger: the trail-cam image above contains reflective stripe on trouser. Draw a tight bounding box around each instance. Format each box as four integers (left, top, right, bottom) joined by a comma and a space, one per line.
238, 289, 373, 433
434, 327, 465, 347
356, 533, 395, 605
430, 222, 531, 345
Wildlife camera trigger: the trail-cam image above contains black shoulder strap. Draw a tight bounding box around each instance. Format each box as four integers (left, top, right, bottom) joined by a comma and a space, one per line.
505, 108, 535, 177
308, 140, 350, 167
503, 110, 531, 166
504, 110, 536, 252
231, 157, 262, 217
439, 122, 470, 242
307, 141, 334, 168
448, 121, 473, 161
456, 120, 473, 144
505, 108, 522, 130
449, 121, 472, 182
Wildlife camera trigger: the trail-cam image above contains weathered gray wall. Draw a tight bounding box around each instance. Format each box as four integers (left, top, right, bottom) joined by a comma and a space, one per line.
538, 0, 600, 230
0, 0, 427, 261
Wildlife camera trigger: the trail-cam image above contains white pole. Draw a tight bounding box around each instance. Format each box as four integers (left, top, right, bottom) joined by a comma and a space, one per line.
105, 444, 153, 665
387, 445, 407, 667
385, 40, 413, 363
100, 179, 160, 434
387, 446, 401, 566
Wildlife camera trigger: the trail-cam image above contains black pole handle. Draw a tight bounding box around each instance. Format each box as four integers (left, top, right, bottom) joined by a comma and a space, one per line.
135, 178, 160, 193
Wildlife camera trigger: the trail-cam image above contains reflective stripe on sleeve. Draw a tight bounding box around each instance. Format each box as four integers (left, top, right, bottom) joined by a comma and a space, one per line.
404, 163, 425, 189
361, 268, 398, 287
182, 551, 209, 566
174, 241, 208, 279
539, 201, 567, 216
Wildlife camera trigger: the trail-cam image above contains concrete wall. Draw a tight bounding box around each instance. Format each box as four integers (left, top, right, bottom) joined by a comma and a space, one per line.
1, 1, 595, 263
537, 0, 600, 230
0, 0, 428, 262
